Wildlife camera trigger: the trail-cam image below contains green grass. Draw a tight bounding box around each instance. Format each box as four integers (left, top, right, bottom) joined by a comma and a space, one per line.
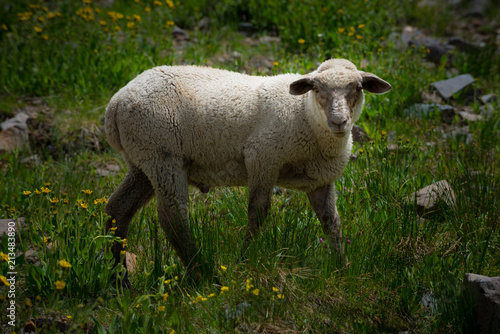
1, 0, 499, 332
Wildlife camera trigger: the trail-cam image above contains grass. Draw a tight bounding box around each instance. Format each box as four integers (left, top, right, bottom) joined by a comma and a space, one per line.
1, 0, 499, 332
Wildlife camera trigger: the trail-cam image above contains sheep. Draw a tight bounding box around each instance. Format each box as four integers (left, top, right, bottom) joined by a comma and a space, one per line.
104, 58, 391, 282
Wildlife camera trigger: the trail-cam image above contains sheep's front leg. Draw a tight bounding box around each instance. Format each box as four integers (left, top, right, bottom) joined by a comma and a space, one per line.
105, 165, 155, 287
307, 183, 346, 263
145, 158, 201, 280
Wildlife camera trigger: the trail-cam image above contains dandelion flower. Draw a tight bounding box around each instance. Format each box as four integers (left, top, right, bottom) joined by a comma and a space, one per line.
115, 25, 121, 32
220, 265, 227, 271
133, 14, 141, 22
44, 182, 51, 186
36, 295, 42, 301
220, 286, 229, 294
127, 21, 135, 29
164, 279, 172, 284
23, 190, 32, 195
272, 287, 279, 292
154, 0, 162, 5
350, 26, 355, 32
166, 0, 174, 9
338, 28, 345, 33
81, 189, 92, 195
356, 35, 363, 40
34, 26, 43, 33
145, 7, 151, 12
273, 61, 279, 66
297, 38, 305, 44
41, 187, 51, 194
55, 280, 66, 290
66, 315, 72, 319
100, 20, 107, 26
0, 252, 8, 262
42, 34, 48, 40
120, 250, 126, 255
80, 203, 88, 209
358, 24, 365, 29
252, 289, 260, 296
277, 294, 284, 299
34, 189, 41, 194
163, 292, 169, 301
158, 305, 166, 311
208, 293, 216, 297
166, 20, 174, 27
0, 275, 10, 287
381, 131, 387, 136
59, 259, 72, 268
49, 197, 59, 203
26, 299, 32, 307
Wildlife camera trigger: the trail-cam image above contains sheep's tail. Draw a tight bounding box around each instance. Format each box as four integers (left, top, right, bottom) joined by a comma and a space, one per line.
105, 96, 123, 152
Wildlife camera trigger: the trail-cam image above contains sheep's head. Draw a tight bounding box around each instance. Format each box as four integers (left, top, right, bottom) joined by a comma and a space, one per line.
290, 59, 391, 137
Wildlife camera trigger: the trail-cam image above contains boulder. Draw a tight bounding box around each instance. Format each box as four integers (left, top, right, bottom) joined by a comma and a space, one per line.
406, 180, 456, 215
431, 74, 475, 99
463, 273, 500, 334
351, 125, 371, 144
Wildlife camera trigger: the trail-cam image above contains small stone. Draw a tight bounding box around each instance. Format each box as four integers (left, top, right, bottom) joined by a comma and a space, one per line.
480, 103, 495, 118
1, 112, 29, 131
458, 111, 483, 122
106, 164, 120, 172
431, 74, 475, 99
480, 94, 497, 104
21, 154, 41, 165
197, 17, 210, 30
351, 125, 371, 144
463, 273, 500, 334
172, 26, 190, 41
404, 103, 455, 119
126, 252, 137, 274
406, 180, 456, 215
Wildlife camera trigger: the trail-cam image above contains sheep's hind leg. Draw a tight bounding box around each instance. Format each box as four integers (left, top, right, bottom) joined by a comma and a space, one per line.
146, 159, 201, 281
105, 165, 155, 288
307, 183, 347, 264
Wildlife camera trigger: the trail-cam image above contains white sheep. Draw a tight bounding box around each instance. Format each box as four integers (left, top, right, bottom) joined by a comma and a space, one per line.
105, 58, 391, 281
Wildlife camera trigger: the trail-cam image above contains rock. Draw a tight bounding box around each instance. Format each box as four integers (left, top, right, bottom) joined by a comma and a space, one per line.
480, 94, 497, 104
421, 90, 444, 104
197, 17, 210, 30
448, 37, 478, 52
351, 125, 371, 144
446, 126, 473, 144
431, 74, 475, 99
258, 36, 280, 44
406, 180, 456, 215
126, 252, 137, 274
463, 273, 500, 334
0, 126, 30, 152
404, 103, 455, 121
21, 154, 41, 165
238, 22, 254, 36
458, 111, 483, 122
0, 218, 27, 240
1, 112, 29, 131
480, 103, 495, 118
172, 26, 190, 41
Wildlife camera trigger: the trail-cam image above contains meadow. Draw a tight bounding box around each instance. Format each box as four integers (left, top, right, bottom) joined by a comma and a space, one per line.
0, 0, 499, 332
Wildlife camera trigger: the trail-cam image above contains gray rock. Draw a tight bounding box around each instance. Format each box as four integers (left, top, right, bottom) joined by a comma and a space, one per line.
480, 94, 497, 104
21, 154, 41, 165
0, 126, 30, 153
447, 126, 473, 144
172, 26, 190, 41
1, 112, 29, 131
458, 111, 483, 122
406, 180, 456, 214
404, 103, 455, 120
463, 273, 500, 334
197, 17, 210, 30
0, 218, 27, 240
480, 103, 495, 118
351, 125, 371, 144
431, 74, 475, 99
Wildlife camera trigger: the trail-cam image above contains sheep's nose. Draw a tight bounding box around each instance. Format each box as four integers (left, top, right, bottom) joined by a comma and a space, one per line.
330, 114, 349, 131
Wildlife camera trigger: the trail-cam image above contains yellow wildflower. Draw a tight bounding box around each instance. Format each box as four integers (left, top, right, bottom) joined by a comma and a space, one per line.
163, 292, 169, 301
356, 35, 362, 40
41, 187, 51, 194
83, 0, 91, 4
272, 287, 279, 292
208, 293, 216, 297
245, 278, 253, 292
158, 305, 166, 311
43, 236, 49, 245
59, 259, 72, 268
63, 199, 69, 204
166, 20, 174, 27
95, 8, 100, 13
38, 16, 44, 22
44, 182, 51, 186
56, 11, 62, 17
0, 252, 8, 262
381, 131, 387, 136
34, 189, 41, 194
115, 25, 121, 32
25, 299, 32, 307
252, 289, 260, 296
297, 38, 305, 44
348, 32, 354, 37
135, 0, 140, 2
133, 14, 141, 22
23, 190, 32, 195
145, 7, 151, 12
277, 294, 284, 299
154, 0, 162, 5
66, 315, 72, 319
220, 286, 229, 294
350, 26, 355, 32
273, 61, 279, 66
1, 24, 7, 30
127, 21, 135, 29
80, 203, 88, 209
170, 330, 175, 334
166, 0, 174, 8
110, 227, 117, 232
0, 276, 10, 287
100, 20, 107, 25
55, 280, 66, 290
42, 34, 48, 40
81, 189, 92, 195
120, 250, 126, 255
220, 265, 227, 271
164, 279, 172, 284
36, 295, 41, 301
34, 26, 43, 33
116, 13, 124, 19
49, 197, 59, 203
338, 27, 345, 33
358, 24, 365, 29
337, 9, 343, 14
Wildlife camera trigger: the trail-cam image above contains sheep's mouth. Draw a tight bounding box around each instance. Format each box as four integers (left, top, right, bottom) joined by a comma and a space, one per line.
331, 130, 348, 138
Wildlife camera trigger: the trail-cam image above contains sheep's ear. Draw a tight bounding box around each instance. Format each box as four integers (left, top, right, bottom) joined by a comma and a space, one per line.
290, 77, 315, 95
360, 72, 392, 94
